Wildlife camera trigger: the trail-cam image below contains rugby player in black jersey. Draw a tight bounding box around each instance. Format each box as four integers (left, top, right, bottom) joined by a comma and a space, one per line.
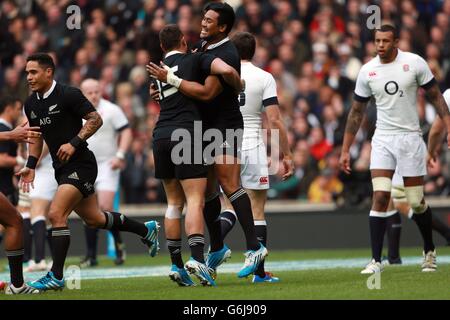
17, 53, 160, 292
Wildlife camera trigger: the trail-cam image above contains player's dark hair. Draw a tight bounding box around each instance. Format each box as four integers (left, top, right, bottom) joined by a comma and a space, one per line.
159, 24, 183, 52
203, 2, 235, 35
0, 96, 16, 114
26, 52, 55, 73
231, 32, 256, 60
375, 24, 399, 40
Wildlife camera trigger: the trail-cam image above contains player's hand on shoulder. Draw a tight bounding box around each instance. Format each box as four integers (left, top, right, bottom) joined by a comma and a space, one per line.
15, 167, 35, 193
57, 143, 76, 163
146, 62, 168, 83
339, 151, 352, 174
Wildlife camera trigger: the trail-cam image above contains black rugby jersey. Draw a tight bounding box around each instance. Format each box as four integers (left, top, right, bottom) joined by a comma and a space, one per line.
0, 121, 17, 195
153, 51, 215, 141
198, 38, 243, 128
23, 81, 96, 170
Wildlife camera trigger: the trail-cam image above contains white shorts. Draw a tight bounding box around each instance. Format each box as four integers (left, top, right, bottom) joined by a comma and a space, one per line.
95, 160, 120, 192
370, 132, 427, 177
240, 143, 269, 190
29, 167, 57, 201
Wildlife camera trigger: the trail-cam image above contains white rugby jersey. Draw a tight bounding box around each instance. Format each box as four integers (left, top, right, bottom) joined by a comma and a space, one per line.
444, 89, 450, 109
240, 61, 278, 150
87, 98, 129, 162
354, 49, 435, 134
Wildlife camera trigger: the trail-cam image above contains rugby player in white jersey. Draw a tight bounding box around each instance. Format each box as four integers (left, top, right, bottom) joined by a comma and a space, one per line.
340, 25, 450, 273
216, 32, 294, 282
80, 78, 133, 267
27, 144, 57, 272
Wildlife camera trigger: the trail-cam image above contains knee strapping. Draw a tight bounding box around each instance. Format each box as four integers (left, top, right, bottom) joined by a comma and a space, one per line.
372, 177, 392, 192
404, 186, 427, 213
391, 185, 407, 203
165, 205, 183, 219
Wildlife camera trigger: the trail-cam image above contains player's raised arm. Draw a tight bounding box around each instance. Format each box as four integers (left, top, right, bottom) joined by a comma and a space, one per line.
424, 83, 450, 149
339, 99, 369, 174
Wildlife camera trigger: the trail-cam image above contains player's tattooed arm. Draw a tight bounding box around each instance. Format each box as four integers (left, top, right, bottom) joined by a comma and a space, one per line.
425, 83, 450, 150
425, 83, 450, 120
78, 111, 103, 141
340, 100, 368, 174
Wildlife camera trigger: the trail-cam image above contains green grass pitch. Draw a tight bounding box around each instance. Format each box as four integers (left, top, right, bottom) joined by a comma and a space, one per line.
1, 247, 449, 300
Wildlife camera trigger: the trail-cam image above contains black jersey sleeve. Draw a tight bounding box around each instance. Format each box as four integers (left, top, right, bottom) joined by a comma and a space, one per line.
0, 126, 9, 153
65, 87, 96, 117
198, 53, 216, 75
23, 100, 39, 127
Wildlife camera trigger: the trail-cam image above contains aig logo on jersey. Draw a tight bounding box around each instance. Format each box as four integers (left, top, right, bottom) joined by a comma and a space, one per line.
40, 117, 51, 125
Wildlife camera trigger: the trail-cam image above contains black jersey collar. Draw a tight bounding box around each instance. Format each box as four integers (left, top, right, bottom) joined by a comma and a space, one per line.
36, 80, 57, 100
205, 37, 230, 51
0, 118, 13, 129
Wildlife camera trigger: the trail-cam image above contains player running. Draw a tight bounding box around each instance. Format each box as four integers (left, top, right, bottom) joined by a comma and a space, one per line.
340, 25, 450, 273
18, 53, 160, 292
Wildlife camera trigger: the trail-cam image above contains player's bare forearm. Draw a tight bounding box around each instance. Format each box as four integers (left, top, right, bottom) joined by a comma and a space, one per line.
426, 84, 450, 127
342, 100, 368, 151
78, 111, 103, 141
267, 106, 292, 158
210, 58, 242, 92
179, 76, 223, 102
428, 117, 445, 156
0, 154, 18, 167
29, 136, 44, 159
118, 127, 133, 153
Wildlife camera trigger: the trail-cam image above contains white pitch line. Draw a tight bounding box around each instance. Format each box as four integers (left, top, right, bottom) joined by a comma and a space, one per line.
1, 256, 449, 282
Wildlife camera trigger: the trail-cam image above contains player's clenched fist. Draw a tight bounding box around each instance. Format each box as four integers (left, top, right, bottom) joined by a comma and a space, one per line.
57, 143, 76, 162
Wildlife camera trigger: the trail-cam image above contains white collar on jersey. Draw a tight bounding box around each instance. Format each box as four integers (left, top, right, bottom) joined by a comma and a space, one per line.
165, 50, 184, 58
0, 118, 13, 129
205, 37, 230, 50
36, 80, 57, 100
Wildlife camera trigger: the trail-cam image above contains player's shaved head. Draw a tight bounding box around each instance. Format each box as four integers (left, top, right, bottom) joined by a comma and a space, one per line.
80, 78, 101, 107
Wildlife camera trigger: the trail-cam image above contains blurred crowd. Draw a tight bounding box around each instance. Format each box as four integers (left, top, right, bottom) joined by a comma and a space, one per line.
1, 0, 450, 205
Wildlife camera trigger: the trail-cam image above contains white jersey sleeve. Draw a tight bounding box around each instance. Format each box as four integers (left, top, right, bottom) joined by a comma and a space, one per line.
354, 66, 371, 99
262, 74, 278, 107
443, 89, 450, 110
110, 103, 129, 131
415, 56, 435, 87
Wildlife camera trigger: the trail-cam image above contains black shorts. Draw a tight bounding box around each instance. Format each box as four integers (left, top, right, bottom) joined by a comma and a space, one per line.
153, 138, 207, 180
202, 123, 243, 161
54, 151, 98, 198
